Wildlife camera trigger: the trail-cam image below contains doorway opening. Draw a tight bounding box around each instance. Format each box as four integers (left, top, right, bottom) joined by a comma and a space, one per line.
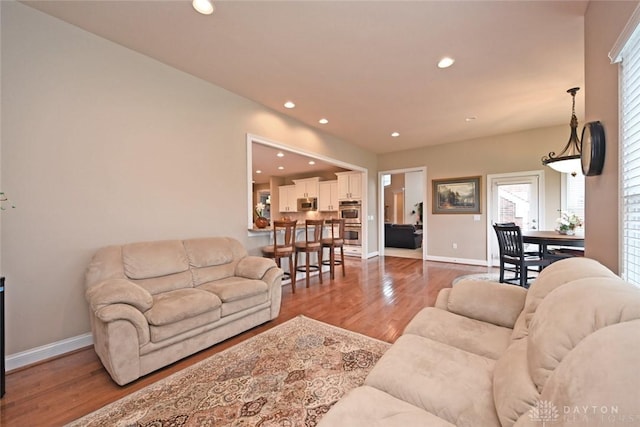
378, 167, 427, 260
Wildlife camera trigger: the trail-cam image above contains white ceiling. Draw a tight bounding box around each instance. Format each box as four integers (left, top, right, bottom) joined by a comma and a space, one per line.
23, 0, 588, 158
252, 142, 348, 184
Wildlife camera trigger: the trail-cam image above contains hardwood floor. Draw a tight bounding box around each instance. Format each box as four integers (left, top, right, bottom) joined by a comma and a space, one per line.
0, 256, 491, 426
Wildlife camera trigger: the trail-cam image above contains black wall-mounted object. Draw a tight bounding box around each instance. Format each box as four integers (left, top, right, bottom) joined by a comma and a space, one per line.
1, 277, 4, 398
581, 121, 606, 176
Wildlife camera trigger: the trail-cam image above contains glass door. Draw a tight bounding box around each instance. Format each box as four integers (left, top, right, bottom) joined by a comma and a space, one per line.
489, 174, 541, 264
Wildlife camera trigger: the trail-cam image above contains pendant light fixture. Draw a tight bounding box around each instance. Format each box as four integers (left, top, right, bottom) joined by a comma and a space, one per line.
542, 87, 582, 176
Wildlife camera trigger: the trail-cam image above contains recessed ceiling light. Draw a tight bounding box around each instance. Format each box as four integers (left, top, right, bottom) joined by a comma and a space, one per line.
192, 0, 214, 15
391, 132, 400, 137
284, 101, 296, 109
319, 118, 329, 124
437, 57, 455, 69
256, 170, 262, 174
278, 166, 284, 170
277, 152, 284, 158
308, 160, 316, 165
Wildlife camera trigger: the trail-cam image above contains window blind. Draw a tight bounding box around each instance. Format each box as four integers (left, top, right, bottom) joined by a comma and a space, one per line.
562, 173, 585, 224
617, 10, 640, 285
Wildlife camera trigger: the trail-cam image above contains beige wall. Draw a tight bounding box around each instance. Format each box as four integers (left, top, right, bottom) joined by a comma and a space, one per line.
4, 0, 637, 359
584, 1, 639, 273
0, 3, 377, 355
378, 126, 566, 262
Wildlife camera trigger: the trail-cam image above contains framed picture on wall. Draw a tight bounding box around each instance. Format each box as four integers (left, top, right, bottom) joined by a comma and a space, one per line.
432, 176, 481, 214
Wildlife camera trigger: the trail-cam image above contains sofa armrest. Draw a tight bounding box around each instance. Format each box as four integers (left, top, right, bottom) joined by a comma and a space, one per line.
445, 280, 527, 328
435, 288, 451, 309
262, 266, 284, 318
86, 279, 153, 313
235, 256, 278, 280
94, 303, 151, 346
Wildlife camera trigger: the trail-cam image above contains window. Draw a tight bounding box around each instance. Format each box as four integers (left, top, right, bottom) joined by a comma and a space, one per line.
613, 7, 640, 285
561, 173, 585, 229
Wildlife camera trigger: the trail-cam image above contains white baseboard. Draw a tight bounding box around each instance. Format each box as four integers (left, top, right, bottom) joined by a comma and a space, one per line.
366, 251, 379, 259
3, 254, 486, 371
6, 333, 93, 372
425, 255, 488, 266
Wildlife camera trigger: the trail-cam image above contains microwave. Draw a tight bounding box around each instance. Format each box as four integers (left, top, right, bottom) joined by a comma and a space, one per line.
297, 197, 318, 211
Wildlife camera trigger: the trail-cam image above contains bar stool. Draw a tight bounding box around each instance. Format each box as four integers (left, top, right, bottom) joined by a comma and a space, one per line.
261, 219, 297, 292
321, 218, 346, 280
293, 219, 324, 288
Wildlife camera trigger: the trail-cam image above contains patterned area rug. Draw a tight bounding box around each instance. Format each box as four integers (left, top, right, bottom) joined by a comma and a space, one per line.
452, 272, 533, 285
452, 272, 502, 285
67, 316, 390, 427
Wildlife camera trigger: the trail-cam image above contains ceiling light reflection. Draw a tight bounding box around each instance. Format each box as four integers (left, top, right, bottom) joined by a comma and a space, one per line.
192, 0, 214, 15
438, 57, 455, 68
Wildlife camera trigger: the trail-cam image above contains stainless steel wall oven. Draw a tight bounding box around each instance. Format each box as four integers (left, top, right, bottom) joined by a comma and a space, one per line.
343, 224, 362, 246
339, 200, 361, 224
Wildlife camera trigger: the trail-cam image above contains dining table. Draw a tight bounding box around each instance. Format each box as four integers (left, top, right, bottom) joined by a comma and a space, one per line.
522, 230, 585, 259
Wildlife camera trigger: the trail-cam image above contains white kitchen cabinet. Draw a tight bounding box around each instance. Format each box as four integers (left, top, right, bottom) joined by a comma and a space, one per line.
336, 172, 363, 200
293, 177, 320, 199
278, 185, 297, 213
318, 180, 338, 211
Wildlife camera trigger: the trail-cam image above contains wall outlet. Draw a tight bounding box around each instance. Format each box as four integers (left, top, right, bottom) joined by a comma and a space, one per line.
452, 243, 458, 249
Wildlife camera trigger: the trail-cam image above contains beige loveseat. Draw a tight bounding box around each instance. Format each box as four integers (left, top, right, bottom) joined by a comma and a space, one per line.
85, 237, 283, 385
319, 257, 640, 426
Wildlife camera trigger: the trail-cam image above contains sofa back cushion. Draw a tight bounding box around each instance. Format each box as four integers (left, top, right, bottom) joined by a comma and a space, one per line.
185, 237, 247, 285
495, 259, 640, 426
511, 258, 618, 340
122, 240, 191, 295
85, 245, 127, 289
520, 319, 640, 426
526, 277, 640, 393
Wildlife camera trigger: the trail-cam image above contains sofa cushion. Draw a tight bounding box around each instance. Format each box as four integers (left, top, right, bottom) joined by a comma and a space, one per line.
447, 280, 527, 328
198, 277, 267, 302
123, 240, 189, 280
132, 271, 193, 296
144, 288, 221, 326
149, 310, 221, 343
404, 307, 512, 359
198, 277, 269, 316
492, 338, 539, 427
527, 277, 640, 393
185, 237, 243, 286
365, 334, 500, 427
317, 386, 455, 427
184, 237, 237, 267
384, 223, 422, 249
511, 257, 618, 340
527, 319, 640, 426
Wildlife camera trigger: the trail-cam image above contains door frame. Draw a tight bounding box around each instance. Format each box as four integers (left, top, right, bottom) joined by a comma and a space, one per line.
378, 166, 427, 260
486, 170, 545, 267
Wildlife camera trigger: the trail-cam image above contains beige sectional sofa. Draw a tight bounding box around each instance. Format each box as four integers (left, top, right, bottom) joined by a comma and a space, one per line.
319, 257, 640, 426
85, 237, 283, 385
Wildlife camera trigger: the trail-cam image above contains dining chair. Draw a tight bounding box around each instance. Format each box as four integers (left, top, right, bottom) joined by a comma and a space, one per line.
321, 219, 346, 280
261, 219, 297, 292
493, 223, 551, 287
293, 219, 325, 288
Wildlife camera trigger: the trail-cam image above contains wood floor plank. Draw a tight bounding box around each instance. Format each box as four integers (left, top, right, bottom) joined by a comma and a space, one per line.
0, 257, 491, 426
